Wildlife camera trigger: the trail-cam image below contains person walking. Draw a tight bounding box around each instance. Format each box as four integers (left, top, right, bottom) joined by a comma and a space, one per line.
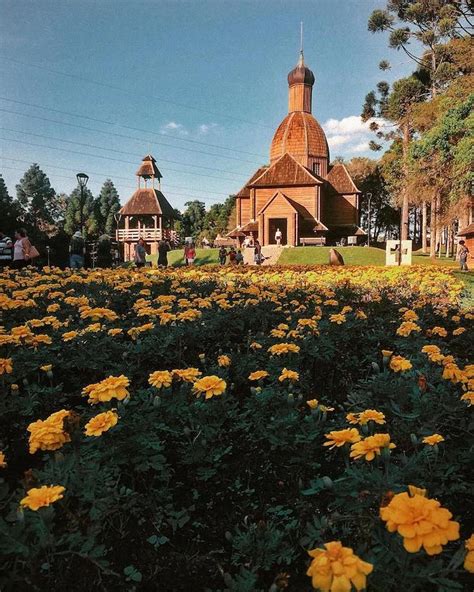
229, 246, 237, 264
458, 240, 470, 272
0, 231, 13, 268
157, 239, 171, 267
275, 228, 282, 246
235, 249, 244, 265
69, 231, 85, 269
254, 240, 262, 265
13, 229, 32, 270
218, 246, 227, 265
134, 238, 147, 268
185, 242, 196, 265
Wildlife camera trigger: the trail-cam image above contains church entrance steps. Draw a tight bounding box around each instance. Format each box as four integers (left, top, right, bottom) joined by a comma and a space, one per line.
242, 245, 283, 266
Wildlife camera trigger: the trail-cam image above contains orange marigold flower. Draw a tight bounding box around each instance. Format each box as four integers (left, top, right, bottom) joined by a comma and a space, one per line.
268, 343, 300, 356
442, 363, 466, 384
193, 375, 226, 399
380, 491, 459, 555
306, 541, 373, 592
173, 368, 202, 383
27, 410, 71, 453
381, 350, 393, 358
460, 391, 474, 406
279, 368, 299, 382
464, 535, 474, 573
453, 327, 466, 336
396, 321, 422, 337
40, 364, 52, 372
0, 451, 6, 469
82, 375, 130, 404
84, 410, 118, 437
20, 485, 65, 511
389, 355, 412, 372
422, 434, 444, 446
250, 342, 262, 350
148, 370, 173, 389
429, 326, 448, 337
0, 358, 13, 375
248, 370, 269, 381
217, 355, 231, 367
350, 434, 396, 461
323, 428, 360, 449
346, 412, 360, 424
329, 313, 346, 324
306, 399, 319, 409
357, 409, 386, 425
62, 330, 78, 341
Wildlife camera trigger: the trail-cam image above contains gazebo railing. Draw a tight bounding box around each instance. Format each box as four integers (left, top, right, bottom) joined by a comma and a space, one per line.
116, 228, 178, 243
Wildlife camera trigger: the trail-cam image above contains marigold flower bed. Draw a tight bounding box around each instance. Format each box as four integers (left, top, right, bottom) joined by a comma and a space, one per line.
0, 265, 472, 591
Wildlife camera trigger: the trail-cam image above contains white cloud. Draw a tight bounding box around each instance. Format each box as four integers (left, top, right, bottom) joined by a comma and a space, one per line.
198, 123, 218, 135
160, 121, 189, 136
322, 115, 382, 157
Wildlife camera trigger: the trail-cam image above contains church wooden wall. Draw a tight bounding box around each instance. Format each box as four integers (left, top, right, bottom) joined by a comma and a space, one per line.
255, 186, 318, 219
321, 194, 358, 226
237, 197, 251, 226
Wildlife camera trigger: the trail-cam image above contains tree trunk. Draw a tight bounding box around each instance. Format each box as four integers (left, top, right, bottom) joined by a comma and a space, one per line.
430, 196, 436, 257
422, 201, 428, 253
446, 225, 452, 258
401, 122, 410, 241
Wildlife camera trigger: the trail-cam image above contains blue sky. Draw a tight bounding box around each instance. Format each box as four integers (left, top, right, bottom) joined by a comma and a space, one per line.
0, 0, 414, 210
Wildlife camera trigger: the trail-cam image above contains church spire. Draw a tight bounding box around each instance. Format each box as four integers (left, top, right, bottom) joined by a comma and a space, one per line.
287, 25, 315, 113
298, 21, 304, 66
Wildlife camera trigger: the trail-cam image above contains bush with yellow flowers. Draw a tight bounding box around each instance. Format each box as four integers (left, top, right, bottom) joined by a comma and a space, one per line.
0, 264, 472, 591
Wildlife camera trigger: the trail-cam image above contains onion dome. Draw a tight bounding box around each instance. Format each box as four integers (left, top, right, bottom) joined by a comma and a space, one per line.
287, 51, 315, 87
270, 111, 329, 164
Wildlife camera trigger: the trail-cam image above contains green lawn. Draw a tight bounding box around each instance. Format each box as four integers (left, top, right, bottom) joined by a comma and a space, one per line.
147, 248, 219, 267
278, 246, 386, 266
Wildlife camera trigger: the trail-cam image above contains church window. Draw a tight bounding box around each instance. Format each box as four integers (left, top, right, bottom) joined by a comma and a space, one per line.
313, 162, 321, 175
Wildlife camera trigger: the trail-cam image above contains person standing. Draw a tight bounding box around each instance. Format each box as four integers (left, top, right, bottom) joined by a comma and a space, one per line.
458, 240, 470, 272
134, 238, 147, 268
13, 229, 31, 270
235, 249, 244, 265
275, 228, 282, 246
69, 231, 85, 269
254, 240, 262, 265
157, 239, 171, 267
229, 246, 237, 264
218, 246, 227, 265
0, 231, 13, 268
186, 242, 196, 265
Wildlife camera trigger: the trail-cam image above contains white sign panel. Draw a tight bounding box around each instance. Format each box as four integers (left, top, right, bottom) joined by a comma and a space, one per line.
386, 240, 412, 266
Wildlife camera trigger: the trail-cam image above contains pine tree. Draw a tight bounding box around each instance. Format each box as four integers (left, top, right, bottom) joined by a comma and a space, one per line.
64, 185, 98, 238
0, 174, 23, 236
16, 164, 57, 229
96, 179, 121, 236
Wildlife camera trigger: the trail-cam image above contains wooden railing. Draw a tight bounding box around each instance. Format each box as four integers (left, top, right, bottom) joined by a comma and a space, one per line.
116, 229, 179, 244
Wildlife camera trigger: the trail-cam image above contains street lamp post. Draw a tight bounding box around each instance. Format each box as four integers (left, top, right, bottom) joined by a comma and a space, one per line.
366, 193, 372, 247
76, 173, 89, 234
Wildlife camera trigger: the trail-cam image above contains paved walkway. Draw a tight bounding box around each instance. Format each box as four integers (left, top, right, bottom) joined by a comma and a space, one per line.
243, 245, 282, 266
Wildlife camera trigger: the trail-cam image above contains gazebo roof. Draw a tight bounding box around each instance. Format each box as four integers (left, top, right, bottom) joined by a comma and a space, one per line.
136, 154, 162, 179
119, 188, 176, 217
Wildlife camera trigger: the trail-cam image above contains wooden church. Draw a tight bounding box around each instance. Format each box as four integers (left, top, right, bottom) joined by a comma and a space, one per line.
116, 155, 178, 261
231, 51, 365, 246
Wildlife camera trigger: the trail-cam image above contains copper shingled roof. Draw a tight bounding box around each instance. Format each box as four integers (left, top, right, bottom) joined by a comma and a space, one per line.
287, 53, 315, 86
136, 155, 162, 179
326, 164, 360, 194
120, 188, 176, 217
250, 153, 320, 187
235, 167, 268, 198
270, 111, 329, 164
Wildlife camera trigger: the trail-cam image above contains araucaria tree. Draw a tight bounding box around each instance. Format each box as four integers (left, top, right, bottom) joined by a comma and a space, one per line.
64, 185, 97, 237
16, 164, 59, 234
95, 179, 121, 236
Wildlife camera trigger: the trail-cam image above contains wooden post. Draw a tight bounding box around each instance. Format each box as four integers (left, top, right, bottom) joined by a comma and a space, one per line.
422, 201, 427, 253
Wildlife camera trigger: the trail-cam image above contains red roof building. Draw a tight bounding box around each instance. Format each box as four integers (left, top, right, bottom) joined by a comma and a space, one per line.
116, 155, 178, 261
232, 51, 364, 246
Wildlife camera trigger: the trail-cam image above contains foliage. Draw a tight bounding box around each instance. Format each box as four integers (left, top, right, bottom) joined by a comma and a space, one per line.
15, 164, 61, 234
0, 265, 472, 591
181, 200, 207, 239
95, 180, 121, 236
0, 174, 23, 237
64, 185, 98, 238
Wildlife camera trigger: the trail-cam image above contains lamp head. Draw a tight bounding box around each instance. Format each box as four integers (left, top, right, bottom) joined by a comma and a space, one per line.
76, 172, 89, 188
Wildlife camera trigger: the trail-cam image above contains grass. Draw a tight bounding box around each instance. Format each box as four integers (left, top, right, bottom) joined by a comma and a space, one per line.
278, 246, 386, 266
147, 248, 219, 267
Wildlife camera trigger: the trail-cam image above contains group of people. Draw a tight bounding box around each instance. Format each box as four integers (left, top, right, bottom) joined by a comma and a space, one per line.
218, 246, 244, 265
133, 237, 172, 268
0, 229, 38, 269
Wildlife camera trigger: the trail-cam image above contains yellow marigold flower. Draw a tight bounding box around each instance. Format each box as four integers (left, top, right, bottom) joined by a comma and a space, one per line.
279, 368, 299, 382
350, 434, 396, 461
453, 327, 466, 336
82, 375, 130, 405
422, 434, 444, 446
306, 541, 373, 592
408, 485, 427, 498
277, 323, 289, 330
430, 326, 448, 337
84, 410, 118, 437
173, 368, 202, 383
380, 491, 459, 555
298, 318, 317, 329
20, 485, 65, 511
250, 342, 262, 350
193, 375, 226, 399
329, 313, 346, 324
0, 451, 6, 469
27, 410, 71, 454
248, 370, 269, 381
460, 391, 474, 406
358, 409, 386, 425
389, 355, 412, 372
148, 370, 173, 389
355, 310, 367, 320
323, 299, 338, 306
62, 330, 78, 341
108, 328, 123, 336
306, 399, 319, 409
80, 307, 118, 322
402, 310, 418, 321
217, 355, 231, 367
270, 329, 286, 338
464, 535, 474, 573
268, 343, 300, 356
40, 364, 52, 372
396, 321, 421, 337
0, 358, 13, 375
346, 412, 360, 424
324, 428, 360, 449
